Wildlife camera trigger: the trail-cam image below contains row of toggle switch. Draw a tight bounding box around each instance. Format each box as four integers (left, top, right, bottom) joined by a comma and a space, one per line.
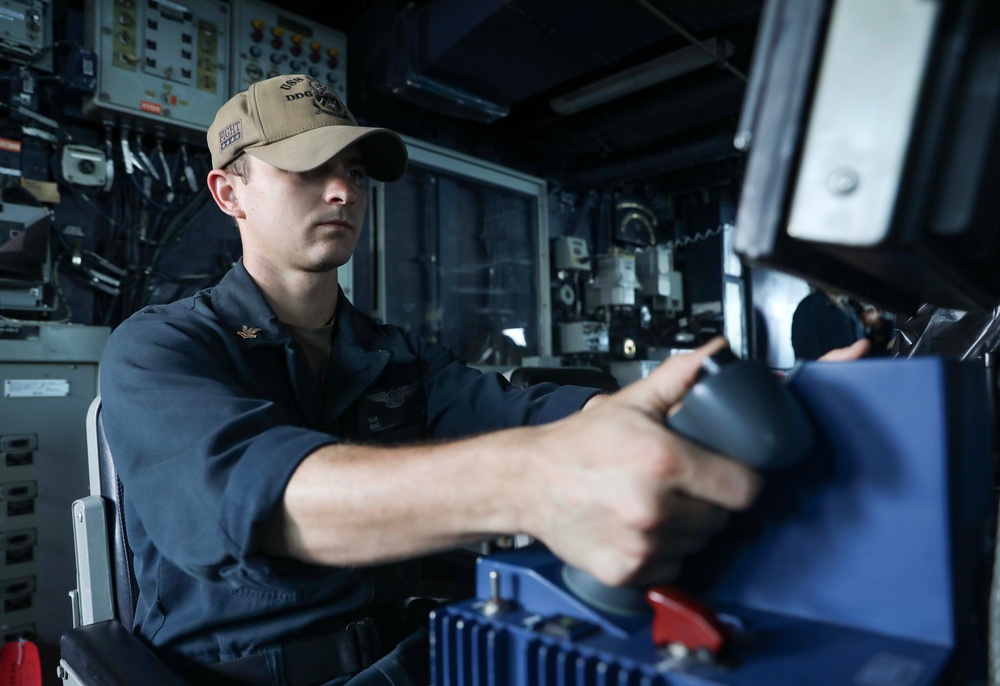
239, 15, 345, 92
248, 19, 340, 66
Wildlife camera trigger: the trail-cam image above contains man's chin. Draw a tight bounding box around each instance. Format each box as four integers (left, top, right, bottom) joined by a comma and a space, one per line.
302, 259, 347, 274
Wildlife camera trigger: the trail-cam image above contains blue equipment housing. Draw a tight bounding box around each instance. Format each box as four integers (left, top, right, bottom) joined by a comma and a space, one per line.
430, 358, 994, 685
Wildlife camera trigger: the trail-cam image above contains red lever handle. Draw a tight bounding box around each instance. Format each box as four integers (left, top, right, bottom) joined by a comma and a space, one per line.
646, 586, 731, 655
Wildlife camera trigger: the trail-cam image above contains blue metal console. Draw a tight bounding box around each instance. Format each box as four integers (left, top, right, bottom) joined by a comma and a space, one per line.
431, 358, 994, 685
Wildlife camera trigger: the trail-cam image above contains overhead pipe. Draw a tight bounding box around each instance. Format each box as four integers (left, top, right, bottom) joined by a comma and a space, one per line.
562, 132, 738, 187
634, 0, 748, 82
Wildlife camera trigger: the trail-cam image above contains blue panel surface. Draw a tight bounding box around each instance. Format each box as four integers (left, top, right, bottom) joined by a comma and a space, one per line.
683, 358, 991, 647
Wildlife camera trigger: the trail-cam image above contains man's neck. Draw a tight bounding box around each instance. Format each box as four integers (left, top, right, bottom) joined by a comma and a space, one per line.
244, 258, 340, 328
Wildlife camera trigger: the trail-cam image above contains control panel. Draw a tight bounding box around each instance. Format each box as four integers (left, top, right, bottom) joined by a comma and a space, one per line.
230, 0, 347, 102
434, 358, 993, 685
0, 0, 53, 71
83, 0, 231, 132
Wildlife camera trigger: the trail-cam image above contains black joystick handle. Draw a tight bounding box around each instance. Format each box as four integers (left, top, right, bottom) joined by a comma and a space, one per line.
665, 347, 814, 470
562, 347, 815, 616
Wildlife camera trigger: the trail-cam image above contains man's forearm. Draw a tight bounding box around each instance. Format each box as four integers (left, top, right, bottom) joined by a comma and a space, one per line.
261, 430, 531, 567
262, 339, 762, 587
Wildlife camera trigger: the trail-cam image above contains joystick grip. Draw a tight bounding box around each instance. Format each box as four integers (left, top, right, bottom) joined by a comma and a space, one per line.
665, 347, 814, 470
562, 348, 815, 617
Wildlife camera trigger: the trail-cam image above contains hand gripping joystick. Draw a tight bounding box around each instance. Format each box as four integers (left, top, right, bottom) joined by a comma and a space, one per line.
562, 347, 815, 653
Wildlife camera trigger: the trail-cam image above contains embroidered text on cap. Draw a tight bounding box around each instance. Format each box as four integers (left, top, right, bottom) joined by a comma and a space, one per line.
219, 120, 242, 152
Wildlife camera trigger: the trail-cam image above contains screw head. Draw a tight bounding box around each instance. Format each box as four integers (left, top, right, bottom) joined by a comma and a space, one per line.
667, 642, 691, 658
828, 168, 859, 195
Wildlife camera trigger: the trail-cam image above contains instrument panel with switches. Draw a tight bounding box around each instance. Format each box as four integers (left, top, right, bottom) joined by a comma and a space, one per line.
83, 0, 231, 133
230, 0, 348, 101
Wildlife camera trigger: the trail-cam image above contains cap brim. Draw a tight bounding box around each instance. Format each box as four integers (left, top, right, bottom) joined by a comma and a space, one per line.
245, 126, 408, 182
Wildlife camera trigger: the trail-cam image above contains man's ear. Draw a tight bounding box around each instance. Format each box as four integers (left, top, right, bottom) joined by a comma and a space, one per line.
207, 169, 246, 220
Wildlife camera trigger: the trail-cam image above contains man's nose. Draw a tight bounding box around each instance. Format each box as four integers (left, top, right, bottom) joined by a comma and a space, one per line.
324, 173, 355, 205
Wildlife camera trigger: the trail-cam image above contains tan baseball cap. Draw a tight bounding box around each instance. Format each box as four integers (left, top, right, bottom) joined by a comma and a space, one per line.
207, 74, 407, 181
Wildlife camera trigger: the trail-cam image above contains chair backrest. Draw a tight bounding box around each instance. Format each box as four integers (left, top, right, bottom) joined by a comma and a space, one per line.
91, 399, 140, 629
508, 366, 620, 393
62, 398, 187, 686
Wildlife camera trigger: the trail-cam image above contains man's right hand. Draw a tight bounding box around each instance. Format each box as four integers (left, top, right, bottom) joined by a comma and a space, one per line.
819, 337, 870, 362
512, 338, 761, 588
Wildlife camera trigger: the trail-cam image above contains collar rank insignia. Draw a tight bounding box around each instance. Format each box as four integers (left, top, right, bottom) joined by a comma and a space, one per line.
237, 326, 262, 339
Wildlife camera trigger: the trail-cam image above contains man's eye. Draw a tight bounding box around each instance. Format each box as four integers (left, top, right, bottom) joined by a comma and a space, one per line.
348, 168, 367, 182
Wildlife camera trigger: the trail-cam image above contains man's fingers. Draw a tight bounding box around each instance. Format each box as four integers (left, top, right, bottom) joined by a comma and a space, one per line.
612, 337, 729, 418
819, 337, 870, 362
674, 437, 762, 511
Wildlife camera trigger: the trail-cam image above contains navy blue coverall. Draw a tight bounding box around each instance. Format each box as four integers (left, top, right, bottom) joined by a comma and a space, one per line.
99, 260, 599, 682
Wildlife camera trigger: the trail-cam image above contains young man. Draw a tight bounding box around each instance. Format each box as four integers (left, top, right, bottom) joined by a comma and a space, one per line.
791, 288, 867, 361
99, 74, 761, 685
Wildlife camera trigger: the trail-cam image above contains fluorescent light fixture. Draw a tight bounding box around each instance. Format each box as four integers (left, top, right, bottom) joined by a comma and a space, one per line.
404, 71, 509, 123
550, 38, 735, 116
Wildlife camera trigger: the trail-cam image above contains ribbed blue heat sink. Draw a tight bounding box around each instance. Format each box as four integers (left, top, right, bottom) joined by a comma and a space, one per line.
430, 602, 669, 686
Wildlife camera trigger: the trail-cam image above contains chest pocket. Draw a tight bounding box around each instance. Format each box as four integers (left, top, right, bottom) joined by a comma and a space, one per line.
355, 363, 428, 444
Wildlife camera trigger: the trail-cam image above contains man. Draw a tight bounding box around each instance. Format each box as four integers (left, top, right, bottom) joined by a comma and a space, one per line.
99, 74, 762, 685
791, 288, 867, 361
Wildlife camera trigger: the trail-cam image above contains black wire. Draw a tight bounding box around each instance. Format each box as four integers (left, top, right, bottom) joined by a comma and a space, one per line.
128, 173, 173, 211
65, 131, 221, 325
140, 190, 217, 307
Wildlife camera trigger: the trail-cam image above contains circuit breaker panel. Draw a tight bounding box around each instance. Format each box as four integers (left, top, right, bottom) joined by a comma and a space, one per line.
83, 0, 231, 132
0, 324, 108, 668
230, 0, 347, 101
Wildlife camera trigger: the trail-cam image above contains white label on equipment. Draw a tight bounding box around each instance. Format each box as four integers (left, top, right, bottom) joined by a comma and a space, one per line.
4, 379, 70, 398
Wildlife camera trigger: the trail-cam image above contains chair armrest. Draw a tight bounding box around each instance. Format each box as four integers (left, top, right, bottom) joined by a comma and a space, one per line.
60, 620, 189, 686
71, 496, 114, 626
